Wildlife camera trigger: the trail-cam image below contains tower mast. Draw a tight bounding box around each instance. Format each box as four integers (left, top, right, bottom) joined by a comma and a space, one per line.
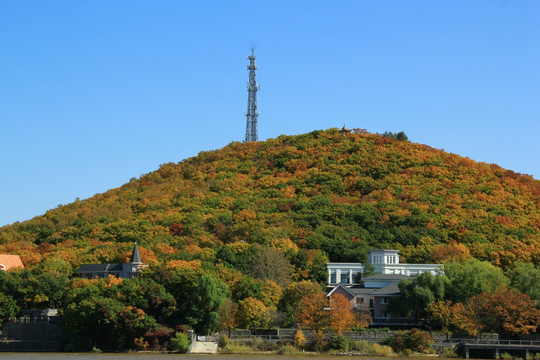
245, 49, 259, 142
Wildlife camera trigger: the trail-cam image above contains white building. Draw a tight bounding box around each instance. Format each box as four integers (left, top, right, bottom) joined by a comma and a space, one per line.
327, 249, 441, 286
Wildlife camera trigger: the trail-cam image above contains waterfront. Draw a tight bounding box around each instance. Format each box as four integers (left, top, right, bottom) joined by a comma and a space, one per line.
0, 354, 455, 360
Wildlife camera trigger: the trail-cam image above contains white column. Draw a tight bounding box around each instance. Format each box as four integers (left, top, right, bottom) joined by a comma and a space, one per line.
337, 269, 341, 283
349, 269, 353, 284
328, 268, 332, 284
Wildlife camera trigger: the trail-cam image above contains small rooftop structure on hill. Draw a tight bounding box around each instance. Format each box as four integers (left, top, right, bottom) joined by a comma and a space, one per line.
0, 255, 24, 271
75, 242, 146, 279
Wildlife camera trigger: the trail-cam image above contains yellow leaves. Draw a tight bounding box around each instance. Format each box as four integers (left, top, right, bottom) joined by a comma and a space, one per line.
260, 280, 282, 308
255, 175, 287, 189
431, 241, 471, 263
281, 185, 297, 198
270, 238, 298, 254
294, 330, 306, 347
104, 275, 123, 287
226, 242, 250, 254
234, 209, 257, 221
237, 297, 270, 329
371, 189, 395, 202
32, 294, 49, 304
166, 259, 202, 270
213, 263, 243, 287
154, 242, 178, 255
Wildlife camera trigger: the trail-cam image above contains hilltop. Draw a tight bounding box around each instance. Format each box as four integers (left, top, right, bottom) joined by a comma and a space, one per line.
1, 128, 539, 274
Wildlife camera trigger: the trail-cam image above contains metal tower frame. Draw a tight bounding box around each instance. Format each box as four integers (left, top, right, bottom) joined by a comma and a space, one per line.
245, 49, 259, 142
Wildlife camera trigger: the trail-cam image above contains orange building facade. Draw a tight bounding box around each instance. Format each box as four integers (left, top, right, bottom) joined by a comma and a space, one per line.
0, 255, 24, 271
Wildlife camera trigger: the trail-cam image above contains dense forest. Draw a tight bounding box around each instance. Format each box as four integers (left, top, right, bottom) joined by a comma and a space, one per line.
1, 128, 539, 350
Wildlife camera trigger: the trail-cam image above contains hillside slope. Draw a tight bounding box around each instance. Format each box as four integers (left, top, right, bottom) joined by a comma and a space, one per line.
1, 128, 539, 274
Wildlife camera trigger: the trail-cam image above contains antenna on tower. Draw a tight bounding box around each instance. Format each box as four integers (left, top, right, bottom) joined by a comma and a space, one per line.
245, 48, 259, 142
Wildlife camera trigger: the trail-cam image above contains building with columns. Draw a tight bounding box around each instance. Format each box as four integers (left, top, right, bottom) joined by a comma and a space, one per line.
327, 249, 441, 286
326, 249, 442, 326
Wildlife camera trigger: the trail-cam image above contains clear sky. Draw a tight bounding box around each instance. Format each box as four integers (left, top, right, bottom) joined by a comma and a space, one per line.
1, 1, 539, 227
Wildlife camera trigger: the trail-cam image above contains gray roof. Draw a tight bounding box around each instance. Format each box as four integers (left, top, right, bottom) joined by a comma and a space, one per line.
130, 242, 142, 264
76, 263, 123, 273
347, 284, 401, 296
363, 274, 413, 282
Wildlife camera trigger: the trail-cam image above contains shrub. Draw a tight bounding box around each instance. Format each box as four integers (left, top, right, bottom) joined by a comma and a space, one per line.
170, 332, 190, 353
311, 330, 327, 352
351, 340, 395, 356
371, 343, 395, 356
381, 333, 405, 353
499, 352, 513, 360
294, 330, 306, 348
218, 334, 229, 348
405, 328, 433, 353
382, 329, 433, 354
330, 335, 349, 351
439, 345, 459, 358
277, 344, 302, 355
219, 340, 254, 354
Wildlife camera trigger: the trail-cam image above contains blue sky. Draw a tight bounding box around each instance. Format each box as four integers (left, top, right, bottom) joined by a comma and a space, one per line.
1, 1, 539, 226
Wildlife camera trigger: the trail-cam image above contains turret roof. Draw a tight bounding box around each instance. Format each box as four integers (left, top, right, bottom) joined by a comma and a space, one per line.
130, 242, 142, 264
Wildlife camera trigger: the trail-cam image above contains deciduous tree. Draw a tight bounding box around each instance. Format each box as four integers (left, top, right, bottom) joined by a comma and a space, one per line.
329, 294, 355, 334
296, 292, 328, 331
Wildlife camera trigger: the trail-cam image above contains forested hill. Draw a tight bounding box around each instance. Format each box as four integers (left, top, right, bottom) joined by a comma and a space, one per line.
1, 128, 539, 274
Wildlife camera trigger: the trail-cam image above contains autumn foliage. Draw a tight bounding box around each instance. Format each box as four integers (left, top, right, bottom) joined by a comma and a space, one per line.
1, 128, 538, 274
0, 128, 539, 344
328, 294, 356, 334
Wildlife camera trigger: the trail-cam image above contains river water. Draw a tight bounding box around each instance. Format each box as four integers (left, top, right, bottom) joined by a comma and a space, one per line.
0, 355, 450, 360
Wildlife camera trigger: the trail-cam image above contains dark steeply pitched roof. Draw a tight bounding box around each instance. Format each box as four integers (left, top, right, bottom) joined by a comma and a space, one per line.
76, 263, 123, 273
130, 242, 142, 264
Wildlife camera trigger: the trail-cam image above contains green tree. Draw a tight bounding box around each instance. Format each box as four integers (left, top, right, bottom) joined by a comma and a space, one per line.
188, 274, 231, 335
389, 272, 449, 321
0, 293, 20, 320
444, 260, 509, 303
63, 295, 156, 350
232, 276, 263, 302
117, 277, 176, 324
507, 262, 540, 303
170, 332, 191, 352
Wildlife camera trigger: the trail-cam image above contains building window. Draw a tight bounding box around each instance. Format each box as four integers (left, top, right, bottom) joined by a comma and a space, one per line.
381, 297, 389, 304
340, 272, 349, 283
356, 297, 364, 304
353, 272, 361, 283
330, 271, 336, 284
369, 299, 374, 308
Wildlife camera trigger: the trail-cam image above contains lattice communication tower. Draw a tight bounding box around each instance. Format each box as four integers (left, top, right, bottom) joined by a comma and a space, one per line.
245, 49, 259, 142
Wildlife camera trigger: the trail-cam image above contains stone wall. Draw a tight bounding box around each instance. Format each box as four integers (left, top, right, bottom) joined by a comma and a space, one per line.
0, 318, 68, 352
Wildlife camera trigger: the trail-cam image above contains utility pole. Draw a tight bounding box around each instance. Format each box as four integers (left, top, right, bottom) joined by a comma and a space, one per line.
245, 49, 259, 142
